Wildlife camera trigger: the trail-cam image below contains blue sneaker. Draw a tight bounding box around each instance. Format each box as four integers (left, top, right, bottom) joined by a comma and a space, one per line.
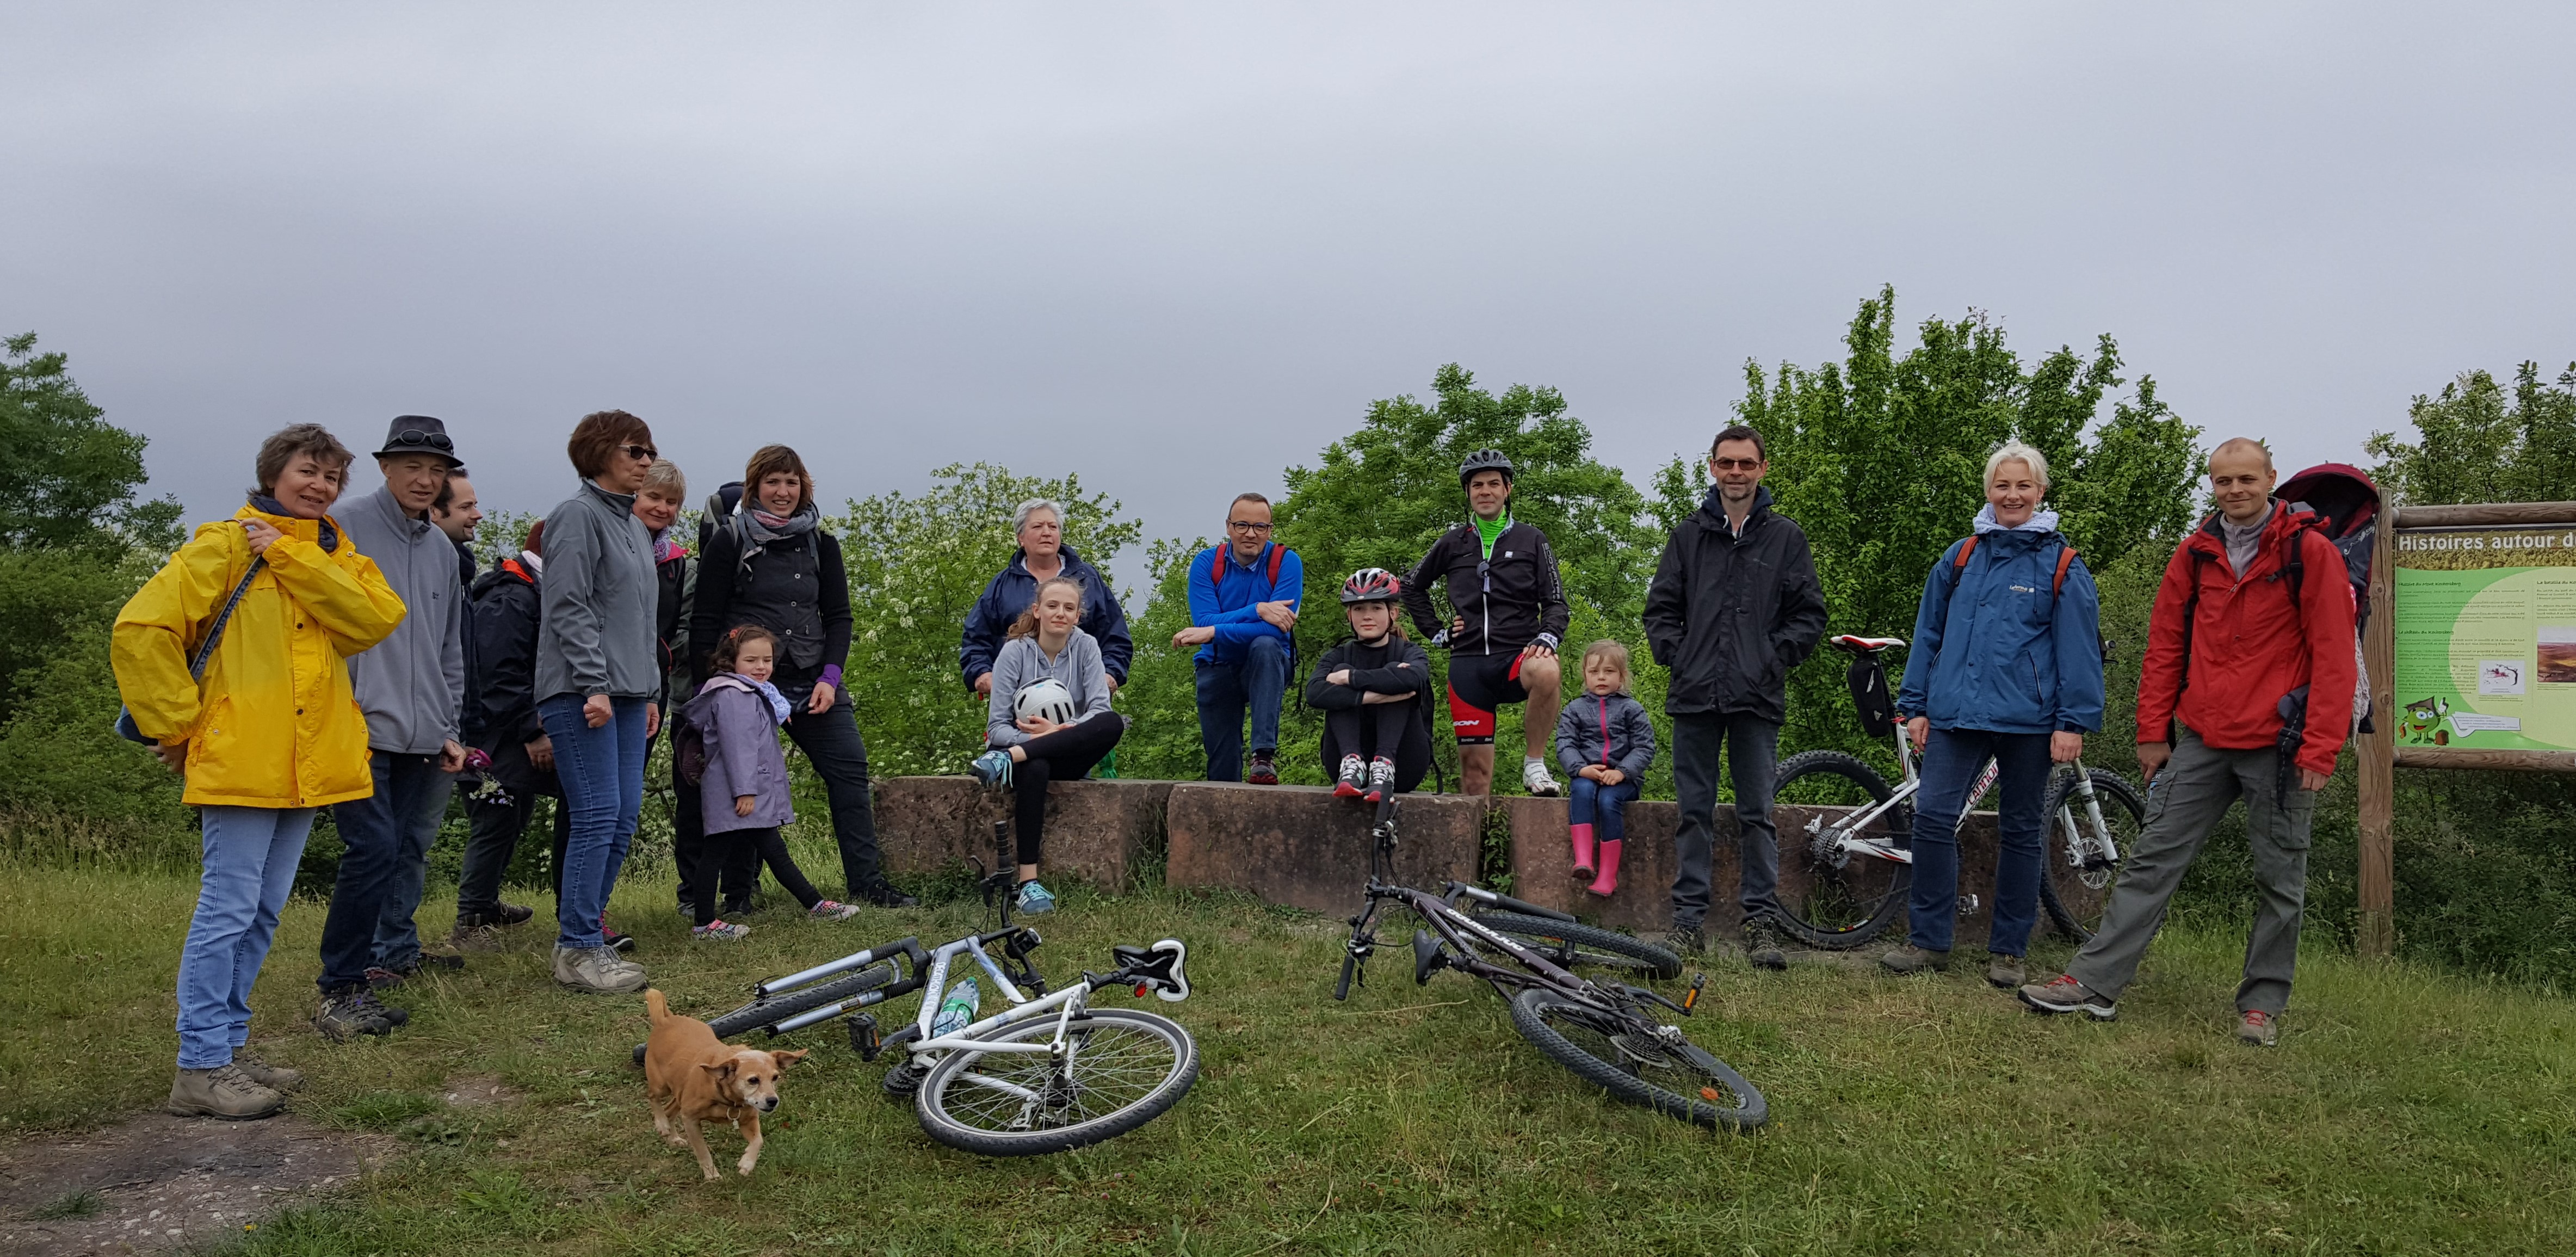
1015, 880, 1057, 915
969, 749, 1014, 788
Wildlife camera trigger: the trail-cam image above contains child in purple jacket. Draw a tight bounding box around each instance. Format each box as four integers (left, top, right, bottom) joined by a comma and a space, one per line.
683, 626, 859, 940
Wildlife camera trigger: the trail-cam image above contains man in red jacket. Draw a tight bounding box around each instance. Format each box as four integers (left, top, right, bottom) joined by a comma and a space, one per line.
2020, 439, 2356, 1046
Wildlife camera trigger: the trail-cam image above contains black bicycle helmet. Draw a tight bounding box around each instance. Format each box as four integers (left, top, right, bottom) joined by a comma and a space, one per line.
1457, 448, 1515, 486
1340, 567, 1403, 605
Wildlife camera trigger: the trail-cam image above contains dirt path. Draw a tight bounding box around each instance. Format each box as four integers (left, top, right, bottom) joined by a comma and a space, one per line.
0, 1112, 394, 1256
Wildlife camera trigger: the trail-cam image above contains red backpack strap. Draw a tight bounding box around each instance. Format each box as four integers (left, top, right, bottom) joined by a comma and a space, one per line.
1266, 543, 1287, 586
1209, 545, 1227, 590
2053, 543, 2078, 596
1945, 536, 1979, 590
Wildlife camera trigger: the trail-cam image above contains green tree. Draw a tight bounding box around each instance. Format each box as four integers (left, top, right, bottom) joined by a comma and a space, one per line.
0, 333, 181, 553
2366, 361, 2576, 506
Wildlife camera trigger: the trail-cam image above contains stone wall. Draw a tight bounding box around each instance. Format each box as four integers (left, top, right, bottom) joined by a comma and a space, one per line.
1164, 784, 1482, 918
874, 775, 1173, 894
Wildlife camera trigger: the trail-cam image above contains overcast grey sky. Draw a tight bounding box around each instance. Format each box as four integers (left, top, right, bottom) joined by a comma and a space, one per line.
7, 3, 2571, 584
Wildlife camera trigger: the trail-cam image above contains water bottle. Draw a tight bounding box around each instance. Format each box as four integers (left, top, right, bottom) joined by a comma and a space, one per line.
930, 976, 980, 1038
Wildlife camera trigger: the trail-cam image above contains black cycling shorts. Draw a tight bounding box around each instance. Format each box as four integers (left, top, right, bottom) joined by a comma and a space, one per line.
1445, 650, 1530, 745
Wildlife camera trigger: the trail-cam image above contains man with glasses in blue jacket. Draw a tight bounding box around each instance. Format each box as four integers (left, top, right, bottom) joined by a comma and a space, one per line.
1176, 493, 1302, 784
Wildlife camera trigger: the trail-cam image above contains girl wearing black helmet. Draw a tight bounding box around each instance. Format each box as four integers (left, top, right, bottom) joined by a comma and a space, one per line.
1306, 568, 1433, 829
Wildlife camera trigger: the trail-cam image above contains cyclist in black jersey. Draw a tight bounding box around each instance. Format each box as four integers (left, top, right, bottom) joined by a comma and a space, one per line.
1402, 450, 1570, 797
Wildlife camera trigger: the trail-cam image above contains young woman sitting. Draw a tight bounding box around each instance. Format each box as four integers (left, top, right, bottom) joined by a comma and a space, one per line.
968, 576, 1126, 916
1305, 568, 1432, 829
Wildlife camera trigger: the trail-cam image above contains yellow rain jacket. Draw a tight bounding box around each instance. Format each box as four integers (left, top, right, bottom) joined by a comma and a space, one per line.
112, 505, 408, 809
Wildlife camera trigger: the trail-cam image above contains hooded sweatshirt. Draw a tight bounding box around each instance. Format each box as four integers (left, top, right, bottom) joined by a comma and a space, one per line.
985, 627, 1115, 747
1897, 506, 2105, 735
341, 483, 468, 753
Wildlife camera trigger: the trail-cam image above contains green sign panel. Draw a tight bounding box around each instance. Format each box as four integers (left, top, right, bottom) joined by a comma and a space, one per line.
2392, 525, 2576, 751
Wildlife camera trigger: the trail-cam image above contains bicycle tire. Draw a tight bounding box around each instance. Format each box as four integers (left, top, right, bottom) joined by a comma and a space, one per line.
2038, 769, 2142, 944
1470, 911, 1683, 981
1770, 750, 1911, 950
629, 963, 901, 1064
1506, 987, 1766, 1131
914, 1008, 1200, 1156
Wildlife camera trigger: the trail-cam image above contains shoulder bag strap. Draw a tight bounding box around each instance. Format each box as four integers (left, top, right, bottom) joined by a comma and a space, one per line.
188, 557, 269, 682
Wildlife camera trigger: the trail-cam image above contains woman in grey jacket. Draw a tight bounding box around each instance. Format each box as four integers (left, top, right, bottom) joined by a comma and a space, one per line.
534, 410, 662, 995
1554, 641, 1658, 898
966, 576, 1124, 916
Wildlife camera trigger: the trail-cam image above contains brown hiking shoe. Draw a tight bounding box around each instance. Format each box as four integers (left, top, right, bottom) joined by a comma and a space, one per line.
1878, 944, 1950, 975
1985, 952, 2026, 990
232, 1052, 304, 1092
2237, 1009, 2281, 1047
1741, 919, 1788, 971
450, 921, 506, 952
169, 1065, 283, 1119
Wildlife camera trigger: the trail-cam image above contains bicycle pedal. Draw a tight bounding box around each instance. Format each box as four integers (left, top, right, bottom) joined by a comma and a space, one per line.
848, 1013, 883, 1060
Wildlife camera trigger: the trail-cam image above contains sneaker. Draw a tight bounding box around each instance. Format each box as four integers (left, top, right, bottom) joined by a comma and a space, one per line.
313, 988, 400, 1041
231, 1052, 304, 1093
554, 943, 648, 994
1521, 757, 1561, 798
1247, 750, 1279, 786
857, 878, 918, 909
1879, 944, 1951, 975
1986, 952, 2026, 990
606, 929, 636, 954
1333, 755, 1367, 798
1740, 919, 1789, 971
362, 966, 405, 992
168, 1064, 283, 1120
969, 749, 1014, 788
2018, 975, 2118, 1020
449, 921, 506, 953
2237, 1009, 2281, 1047
808, 899, 862, 921
692, 920, 752, 941
1015, 880, 1058, 915
458, 902, 533, 927
1666, 923, 1706, 956
1364, 756, 1397, 804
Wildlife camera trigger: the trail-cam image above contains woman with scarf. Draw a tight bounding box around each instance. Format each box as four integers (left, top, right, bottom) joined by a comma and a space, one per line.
689, 445, 915, 909
1882, 441, 2104, 990
114, 424, 405, 1117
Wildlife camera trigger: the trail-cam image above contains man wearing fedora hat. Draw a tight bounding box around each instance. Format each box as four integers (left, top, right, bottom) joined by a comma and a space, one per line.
312, 416, 473, 1041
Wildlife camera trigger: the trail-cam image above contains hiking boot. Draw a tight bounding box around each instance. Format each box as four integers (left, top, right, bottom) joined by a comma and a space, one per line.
1364, 756, 1397, 804
232, 1052, 304, 1093
460, 903, 533, 928
554, 944, 647, 994
858, 878, 918, 909
2237, 1009, 2281, 1047
362, 966, 405, 992
808, 899, 862, 921
1879, 944, 1950, 975
968, 749, 1014, 788
1521, 757, 1561, 798
1333, 755, 1367, 798
1986, 952, 2026, 990
169, 1064, 283, 1120
1015, 880, 1058, 915
1247, 750, 1279, 786
1741, 919, 1789, 971
1666, 923, 1705, 956
692, 920, 752, 941
2018, 975, 2117, 1020
313, 988, 400, 1040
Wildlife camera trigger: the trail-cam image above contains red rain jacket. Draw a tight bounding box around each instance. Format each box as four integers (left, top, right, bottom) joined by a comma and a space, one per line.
2137, 501, 2358, 777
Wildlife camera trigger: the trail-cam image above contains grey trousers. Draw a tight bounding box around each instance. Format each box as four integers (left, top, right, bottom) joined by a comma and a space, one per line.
2067, 727, 2317, 1015
1670, 711, 1781, 931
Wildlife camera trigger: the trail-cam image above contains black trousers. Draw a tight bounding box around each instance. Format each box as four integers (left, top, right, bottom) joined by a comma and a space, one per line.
458, 782, 565, 923
1011, 713, 1126, 867
780, 682, 885, 895
685, 826, 824, 926
671, 750, 758, 911
1321, 702, 1431, 793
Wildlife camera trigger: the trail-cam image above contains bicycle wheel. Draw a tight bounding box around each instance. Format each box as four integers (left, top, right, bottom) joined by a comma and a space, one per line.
1770, 750, 1911, 950
2038, 769, 2142, 944
915, 1008, 1200, 1156
1506, 987, 1766, 1131
1471, 912, 1683, 981
630, 962, 901, 1063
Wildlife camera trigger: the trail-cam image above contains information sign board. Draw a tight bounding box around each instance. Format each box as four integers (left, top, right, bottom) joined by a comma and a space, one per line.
2390, 525, 2576, 753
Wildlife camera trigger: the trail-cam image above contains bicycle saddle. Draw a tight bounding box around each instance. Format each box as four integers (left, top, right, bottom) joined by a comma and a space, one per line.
1411, 929, 1446, 986
1831, 634, 1907, 653
1110, 939, 1190, 1002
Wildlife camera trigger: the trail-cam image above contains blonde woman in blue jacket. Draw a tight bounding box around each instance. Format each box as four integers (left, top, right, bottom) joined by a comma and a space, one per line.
1885, 442, 2104, 989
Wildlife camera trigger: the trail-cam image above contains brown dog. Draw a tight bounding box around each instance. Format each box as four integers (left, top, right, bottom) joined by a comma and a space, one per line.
642, 989, 809, 1180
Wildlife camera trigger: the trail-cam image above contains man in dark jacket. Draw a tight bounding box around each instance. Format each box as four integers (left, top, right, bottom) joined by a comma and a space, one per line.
959, 499, 1133, 697
1642, 424, 1827, 965
451, 523, 556, 948
1404, 450, 1571, 798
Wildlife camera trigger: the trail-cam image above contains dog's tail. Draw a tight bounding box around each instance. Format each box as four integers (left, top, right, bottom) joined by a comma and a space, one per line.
644, 987, 670, 1026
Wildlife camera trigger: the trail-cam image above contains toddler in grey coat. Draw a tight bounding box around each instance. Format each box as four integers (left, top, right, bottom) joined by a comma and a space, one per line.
679, 626, 857, 939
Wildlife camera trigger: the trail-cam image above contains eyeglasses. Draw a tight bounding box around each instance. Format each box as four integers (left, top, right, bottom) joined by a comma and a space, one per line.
392, 429, 454, 451
1712, 457, 1762, 471
619, 443, 659, 461
1227, 520, 1275, 533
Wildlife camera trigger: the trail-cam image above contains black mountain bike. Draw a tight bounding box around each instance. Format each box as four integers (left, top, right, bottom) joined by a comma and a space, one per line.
1335, 802, 1765, 1131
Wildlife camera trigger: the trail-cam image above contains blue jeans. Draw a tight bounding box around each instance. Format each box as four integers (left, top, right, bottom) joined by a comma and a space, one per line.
1568, 775, 1640, 841
542, 694, 650, 948
318, 751, 452, 991
1194, 636, 1287, 781
1907, 726, 2052, 956
178, 807, 313, 1069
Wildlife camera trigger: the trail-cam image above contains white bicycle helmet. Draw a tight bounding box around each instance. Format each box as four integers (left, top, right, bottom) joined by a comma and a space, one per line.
1012, 677, 1079, 727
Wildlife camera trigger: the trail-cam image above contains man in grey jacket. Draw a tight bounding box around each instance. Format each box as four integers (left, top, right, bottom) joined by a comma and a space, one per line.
313, 418, 470, 1042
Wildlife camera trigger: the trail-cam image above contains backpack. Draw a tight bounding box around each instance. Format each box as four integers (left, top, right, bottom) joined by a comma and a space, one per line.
1947, 534, 2079, 596
697, 482, 746, 557
1209, 541, 1288, 591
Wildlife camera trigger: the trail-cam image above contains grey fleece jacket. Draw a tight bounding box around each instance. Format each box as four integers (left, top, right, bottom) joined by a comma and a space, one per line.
342, 484, 467, 754
985, 628, 1114, 747
535, 479, 660, 704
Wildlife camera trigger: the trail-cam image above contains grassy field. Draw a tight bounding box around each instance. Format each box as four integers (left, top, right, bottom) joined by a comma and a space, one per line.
3, 851, 2573, 1256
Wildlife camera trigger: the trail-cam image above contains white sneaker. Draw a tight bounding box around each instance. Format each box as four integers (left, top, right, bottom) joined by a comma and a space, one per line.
1522, 757, 1561, 797
554, 944, 646, 994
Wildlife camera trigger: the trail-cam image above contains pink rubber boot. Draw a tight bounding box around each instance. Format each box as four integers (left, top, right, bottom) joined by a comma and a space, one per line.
1586, 840, 1623, 898
1569, 823, 1597, 880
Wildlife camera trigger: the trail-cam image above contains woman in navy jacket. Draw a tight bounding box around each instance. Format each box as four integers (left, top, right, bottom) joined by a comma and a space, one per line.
1886, 441, 2104, 988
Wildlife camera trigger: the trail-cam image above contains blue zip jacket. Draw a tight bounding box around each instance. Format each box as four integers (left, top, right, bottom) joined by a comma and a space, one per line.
1897, 507, 2105, 735
958, 545, 1133, 689
1186, 542, 1303, 666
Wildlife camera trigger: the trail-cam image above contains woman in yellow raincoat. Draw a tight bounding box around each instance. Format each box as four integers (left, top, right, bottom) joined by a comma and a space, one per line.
112, 424, 405, 1120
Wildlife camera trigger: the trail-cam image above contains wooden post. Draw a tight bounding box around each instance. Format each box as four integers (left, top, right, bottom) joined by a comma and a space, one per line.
2355, 511, 2397, 957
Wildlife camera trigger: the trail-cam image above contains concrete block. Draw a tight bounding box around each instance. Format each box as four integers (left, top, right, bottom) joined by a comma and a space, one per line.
1164, 784, 1483, 917
874, 776, 1174, 894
